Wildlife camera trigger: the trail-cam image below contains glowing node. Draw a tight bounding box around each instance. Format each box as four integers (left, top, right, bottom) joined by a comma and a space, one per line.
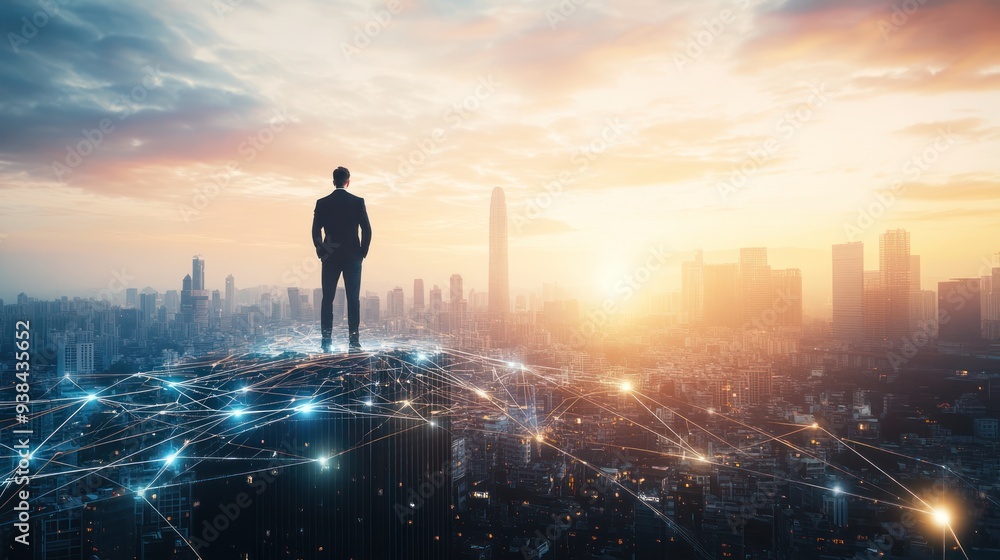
318, 457, 329, 468
231, 408, 245, 418
833, 485, 842, 495
295, 402, 315, 414
474, 389, 487, 399
165, 451, 181, 465
932, 508, 950, 527
417, 353, 428, 361
86, 394, 97, 402
707, 408, 715, 415
363, 400, 373, 407
620, 381, 633, 393
535, 434, 544, 443
811, 422, 819, 429
402, 400, 410, 408
429, 420, 437, 427
240, 386, 250, 394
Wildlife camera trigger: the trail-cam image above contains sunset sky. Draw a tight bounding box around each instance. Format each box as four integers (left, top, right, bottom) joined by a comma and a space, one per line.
1, 0, 998, 315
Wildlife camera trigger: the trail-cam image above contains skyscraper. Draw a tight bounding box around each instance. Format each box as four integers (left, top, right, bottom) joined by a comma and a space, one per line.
489, 187, 510, 319
387, 287, 405, 318
449, 274, 464, 314
984, 256, 1000, 340
832, 242, 864, 341
139, 292, 157, 328
192, 255, 205, 291
863, 270, 885, 341
287, 287, 302, 320
429, 285, 443, 314
880, 229, 911, 343
703, 263, 738, 329
938, 279, 982, 343
225, 274, 236, 316
681, 250, 705, 325
771, 269, 803, 328
413, 279, 425, 314
739, 247, 772, 328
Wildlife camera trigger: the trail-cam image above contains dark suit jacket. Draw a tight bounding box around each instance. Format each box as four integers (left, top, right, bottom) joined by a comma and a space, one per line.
312, 189, 372, 259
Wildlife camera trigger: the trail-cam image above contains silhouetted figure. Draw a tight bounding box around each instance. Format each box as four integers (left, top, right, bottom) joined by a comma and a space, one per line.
313, 166, 372, 350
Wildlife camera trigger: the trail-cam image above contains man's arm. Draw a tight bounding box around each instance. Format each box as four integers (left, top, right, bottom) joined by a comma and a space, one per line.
312, 201, 325, 259
359, 199, 372, 259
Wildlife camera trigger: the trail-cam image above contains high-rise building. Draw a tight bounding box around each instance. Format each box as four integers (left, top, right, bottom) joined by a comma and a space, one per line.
449, 274, 464, 314
164, 290, 180, 316
413, 279, 425, 313
984, 257, 1000, 340
739, 248, 772, 328
910, 255, 921, 291
910, 290, 937, 331
57, 330, 95, 376
429, 285, 443, 313
863, 270, 885, 341
363, 292, 381, 324
703, 264, 738, 329
225, 274, 236, 316
880, 229, 911, 343
742, 365, 772, 405
488, 187, 510, 319
387, 287, 405, 318
192, 255, 205, 291
681, 250, 705, 325
939, 279, 982, 343
771, 269, 803, 328
288, 287, 302, 320
125, 288, 138, 308
181, 274, 193, 323
832, 242, 864, 341
139, 292, 157, 328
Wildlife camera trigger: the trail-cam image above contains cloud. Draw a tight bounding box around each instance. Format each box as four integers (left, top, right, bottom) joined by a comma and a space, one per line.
901, 176, 1000, 202
738, 0, 1000, 94
0, 0, 277, 198
894, 118, 996, 142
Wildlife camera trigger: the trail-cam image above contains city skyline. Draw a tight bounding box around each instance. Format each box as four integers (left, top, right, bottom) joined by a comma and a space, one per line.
1, 0, 999, 304
3, 1, 1000, 558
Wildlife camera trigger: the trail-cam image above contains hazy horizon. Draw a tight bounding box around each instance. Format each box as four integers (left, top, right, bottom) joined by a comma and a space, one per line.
2, 0, 999, 314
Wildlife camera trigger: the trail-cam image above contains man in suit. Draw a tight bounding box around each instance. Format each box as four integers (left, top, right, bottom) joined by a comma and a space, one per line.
313, 166, 372, 350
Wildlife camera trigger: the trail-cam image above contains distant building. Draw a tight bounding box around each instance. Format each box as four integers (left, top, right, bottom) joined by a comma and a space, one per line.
488, 187, 510, 319
880, 229, 911, 343
703, 263, 738, 328
832, 242, 864, 341
681, 250, 705, 325
938, 278, 981, 343
413, 279, 425, 314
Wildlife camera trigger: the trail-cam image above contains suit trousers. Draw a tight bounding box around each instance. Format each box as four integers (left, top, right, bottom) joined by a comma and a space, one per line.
321, 254, 362, 337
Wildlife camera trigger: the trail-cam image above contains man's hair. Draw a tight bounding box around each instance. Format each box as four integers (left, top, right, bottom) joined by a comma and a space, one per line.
333, 166, 350, 188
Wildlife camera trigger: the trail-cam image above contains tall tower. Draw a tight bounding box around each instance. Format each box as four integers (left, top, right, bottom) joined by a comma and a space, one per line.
413, 279, 425, 314
449, 274, 464, 310
832, 242, 864, 341
192, 256, 205, 291
225, 274, 236, 316
880, 229, 911, 343
488, 187, 510, 319
739, 247, 772, 328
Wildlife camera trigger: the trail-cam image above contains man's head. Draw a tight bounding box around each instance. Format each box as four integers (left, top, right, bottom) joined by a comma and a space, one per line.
333, 166, 351, 188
